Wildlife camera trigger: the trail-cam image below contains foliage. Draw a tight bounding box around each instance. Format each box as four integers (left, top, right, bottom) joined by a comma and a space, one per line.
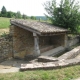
26, 15, 30, 19
22, 14, 26, 19
44, 0, 80, 33
16, 11, 22, 19
0, 32, 8, 37
30, 16, 36, 20
0, 6, 47, 21
7, 11, 14, 18
0, 11, 1, 17
1, 6, 7, 17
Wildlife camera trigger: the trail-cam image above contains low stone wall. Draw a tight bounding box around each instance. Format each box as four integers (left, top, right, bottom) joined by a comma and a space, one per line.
41, 36, 79, 57
39, 34, 65, 48
20, 46, 80, 71
68, 36, 79, 47
0, 34, 13, 62
58, 46, 80, 60
20, 58, 80, 71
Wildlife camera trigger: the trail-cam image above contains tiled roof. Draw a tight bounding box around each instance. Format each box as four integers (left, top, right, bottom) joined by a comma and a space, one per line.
10, 19, 68, 35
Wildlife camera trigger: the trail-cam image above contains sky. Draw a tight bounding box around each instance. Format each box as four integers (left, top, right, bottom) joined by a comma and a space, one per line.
0, 0, 51, 16
0, 0, 79, 16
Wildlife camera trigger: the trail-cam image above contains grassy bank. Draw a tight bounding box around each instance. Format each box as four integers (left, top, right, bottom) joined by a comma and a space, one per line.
0, 17, 10, 29
0, 65, 80, 80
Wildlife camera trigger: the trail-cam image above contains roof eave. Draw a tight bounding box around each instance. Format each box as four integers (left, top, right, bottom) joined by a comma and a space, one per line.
40, 31, 68, 36
10, 21, 42, 35
10, 20, 69, 36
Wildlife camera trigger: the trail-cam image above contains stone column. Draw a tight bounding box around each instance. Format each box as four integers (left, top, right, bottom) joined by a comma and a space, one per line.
64, 34, 68, 48
33, 33, 40, 57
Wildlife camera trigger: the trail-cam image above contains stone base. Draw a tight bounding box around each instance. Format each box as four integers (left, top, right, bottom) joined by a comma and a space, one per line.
38, 56, 58, 62
24, 54, 39, 61
20, 46, 80, 71
13, 50, 26, 59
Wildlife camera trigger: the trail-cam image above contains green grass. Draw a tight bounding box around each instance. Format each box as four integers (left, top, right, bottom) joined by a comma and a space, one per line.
0, 17, 10, 29
0, 65, 80, 80
0, 17, 51, 29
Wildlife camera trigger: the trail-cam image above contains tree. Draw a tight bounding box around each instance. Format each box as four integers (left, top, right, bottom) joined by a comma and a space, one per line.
22, 14, 26, 19
7, 11, 13, 18
1, 6, 7, 17
15, 11, 22, 19
0, 12, 1, 17
30, 16, 36, 20
26, 15, 29, 19
12, 12, 17, 18
44, 0, 80, 33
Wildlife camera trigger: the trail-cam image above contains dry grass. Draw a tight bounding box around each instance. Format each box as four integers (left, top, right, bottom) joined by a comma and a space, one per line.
0, 28, 9, 35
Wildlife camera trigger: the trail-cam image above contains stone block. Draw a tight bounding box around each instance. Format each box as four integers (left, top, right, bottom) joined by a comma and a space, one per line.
24, 54, 37, 61
14, 50, 26, 59
38, 56, 58, 62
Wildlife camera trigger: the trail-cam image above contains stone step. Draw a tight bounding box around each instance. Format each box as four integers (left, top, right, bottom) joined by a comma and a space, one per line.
20, 58, 80, 71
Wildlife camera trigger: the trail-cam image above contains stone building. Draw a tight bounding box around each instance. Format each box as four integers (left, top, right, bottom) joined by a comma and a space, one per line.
10, 19, 68, 59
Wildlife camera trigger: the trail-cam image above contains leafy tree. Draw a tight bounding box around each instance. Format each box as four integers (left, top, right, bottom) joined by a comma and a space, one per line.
0, 12, 1, 17
16, 11, 22, 19
44, 0, 80, 33
26, 15, 29, 19
30, 16, 36, 20
1, 6, 7, 17
12, 12, 17, 18
7, 11, 13, 18
22, 14, 26, 19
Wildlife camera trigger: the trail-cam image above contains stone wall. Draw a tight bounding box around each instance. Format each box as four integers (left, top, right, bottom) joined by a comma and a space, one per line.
10, 25, 79, 59
39, 34, 65, 48
51, 34, 65, 47
10, 25, 34, 58
0, 34, 13, 61
20, 46, 80, 71
58, 46, 80, 60
10, 25, 67, 58
68, 36, 79, 47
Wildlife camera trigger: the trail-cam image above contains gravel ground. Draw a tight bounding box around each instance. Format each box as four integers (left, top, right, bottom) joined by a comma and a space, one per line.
0, 58, 28, 73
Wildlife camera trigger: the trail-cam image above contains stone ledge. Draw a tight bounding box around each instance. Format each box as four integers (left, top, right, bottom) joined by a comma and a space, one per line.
38, 56, 58, 62
24, 54, 38, 61
20, 58, 80, 71
58, 46, 80, 60
20, 46, 80, 71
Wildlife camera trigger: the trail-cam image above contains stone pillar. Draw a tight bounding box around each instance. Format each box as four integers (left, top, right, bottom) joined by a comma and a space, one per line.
64, 34, 68, 48
33, 33, 40, 57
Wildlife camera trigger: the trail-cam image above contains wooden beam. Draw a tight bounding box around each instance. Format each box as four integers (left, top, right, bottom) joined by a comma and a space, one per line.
40, 33, 66, 36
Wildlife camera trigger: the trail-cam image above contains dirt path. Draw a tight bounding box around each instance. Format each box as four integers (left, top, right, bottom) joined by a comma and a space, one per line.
0, 59, 28, 73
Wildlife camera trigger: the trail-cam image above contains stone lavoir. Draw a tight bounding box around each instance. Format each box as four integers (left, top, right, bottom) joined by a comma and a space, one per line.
10, 19, 68, 59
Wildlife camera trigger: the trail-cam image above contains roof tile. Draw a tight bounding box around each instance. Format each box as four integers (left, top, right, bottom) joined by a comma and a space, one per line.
10, 19, 68, 35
